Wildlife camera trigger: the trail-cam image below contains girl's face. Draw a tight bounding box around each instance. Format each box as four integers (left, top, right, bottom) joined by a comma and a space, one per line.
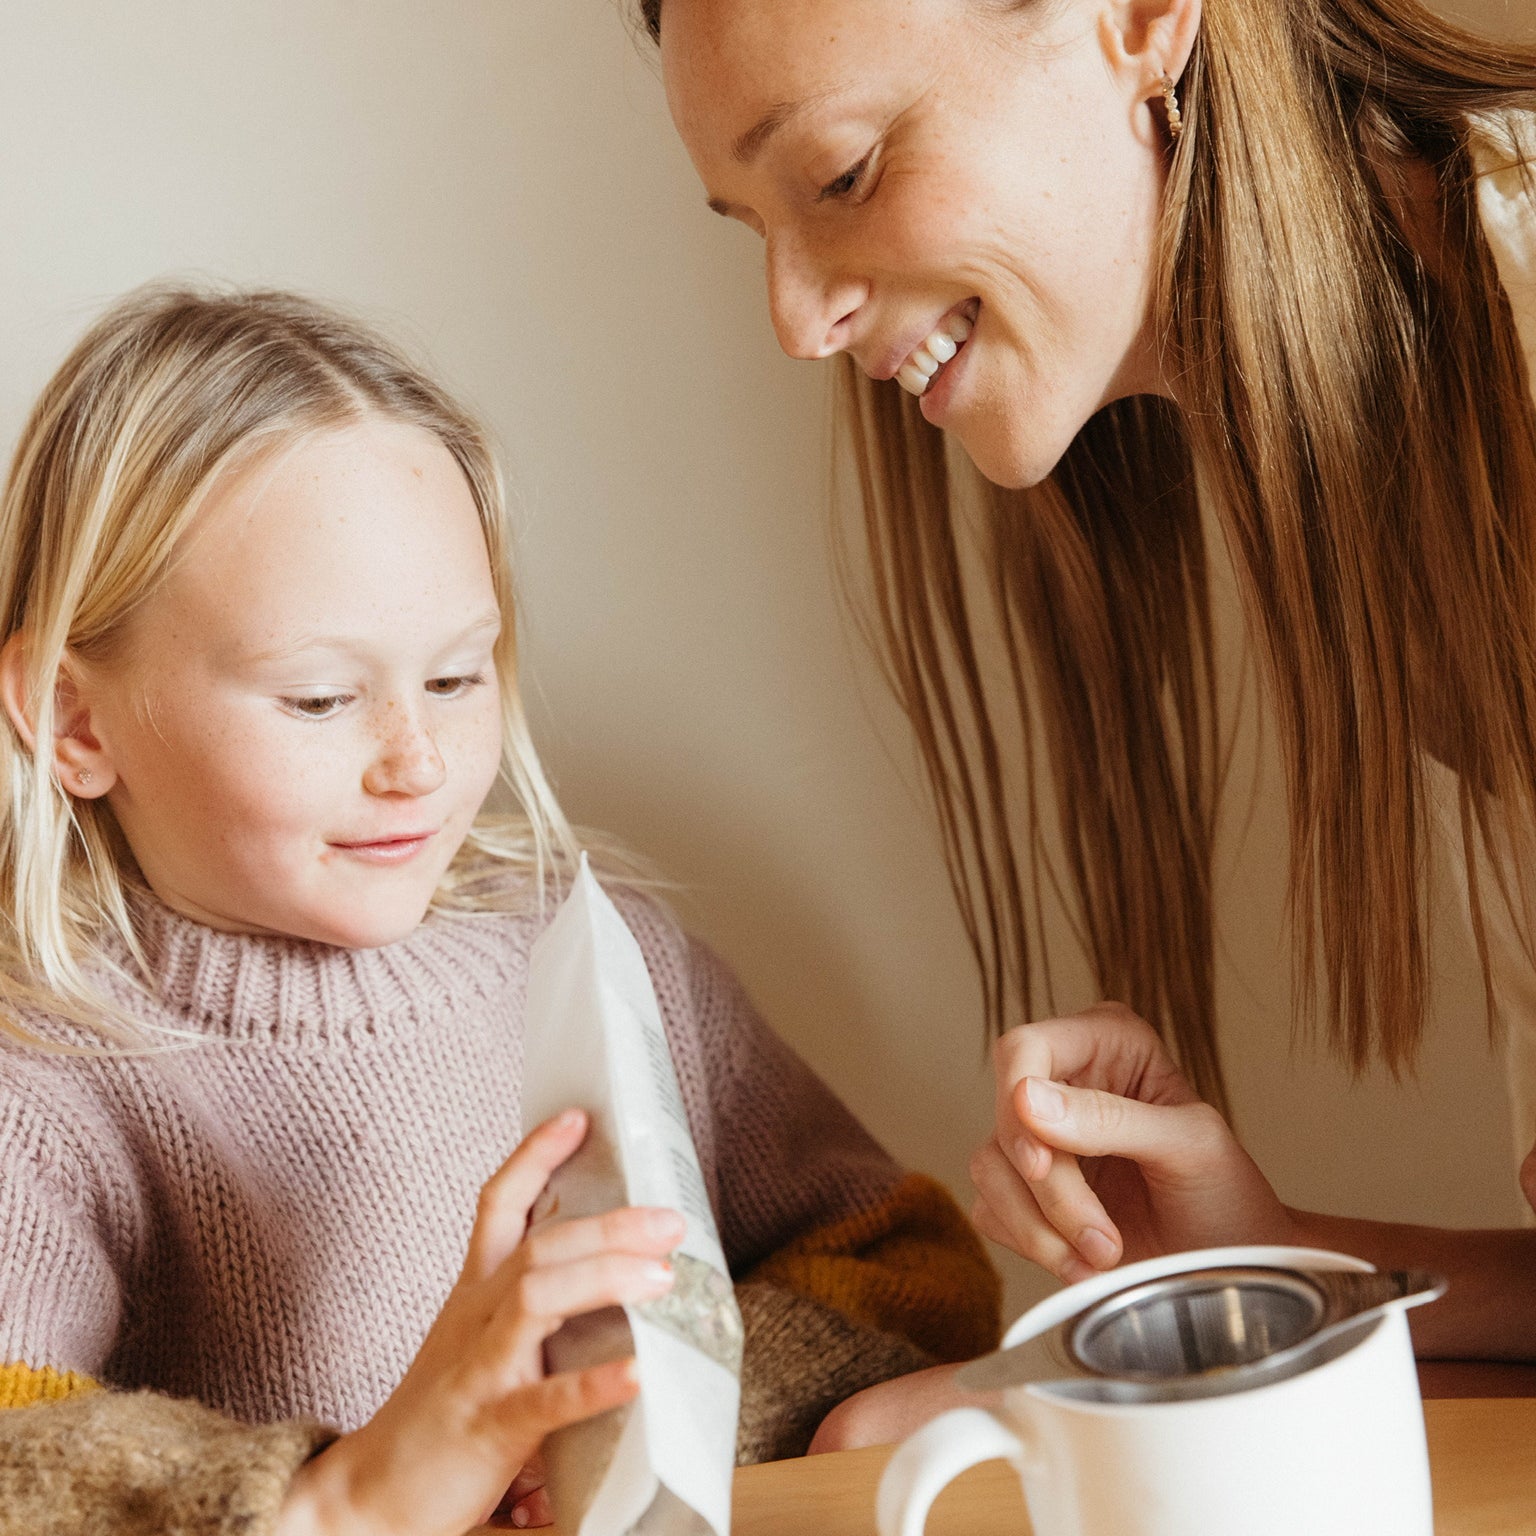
661, 0, 1178, 488
79, 419, 506, 948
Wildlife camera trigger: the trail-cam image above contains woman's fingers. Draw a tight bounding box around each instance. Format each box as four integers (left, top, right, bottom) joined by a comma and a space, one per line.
968, 1137, 1099, 1283
1017, 1075, 1226, 1176
464, 1110, 590, 1282
993, 1005, 1176, 1181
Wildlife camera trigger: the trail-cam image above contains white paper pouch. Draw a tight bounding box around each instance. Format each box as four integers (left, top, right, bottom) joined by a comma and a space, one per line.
521, 855, 743, 1536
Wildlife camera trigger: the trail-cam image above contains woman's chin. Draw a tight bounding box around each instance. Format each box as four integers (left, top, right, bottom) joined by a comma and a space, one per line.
959, 431, 1065, 493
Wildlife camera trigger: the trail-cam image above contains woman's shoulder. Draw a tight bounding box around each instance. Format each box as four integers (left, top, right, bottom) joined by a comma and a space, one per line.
1465, 105, 1536, 399
1466, 105, 1536, 179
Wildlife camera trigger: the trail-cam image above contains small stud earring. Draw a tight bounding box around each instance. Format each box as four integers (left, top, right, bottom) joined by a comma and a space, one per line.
1161, 73, 1184, 139
76, 769, 92, 787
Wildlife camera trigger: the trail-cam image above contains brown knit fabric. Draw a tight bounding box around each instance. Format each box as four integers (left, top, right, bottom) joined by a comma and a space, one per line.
734, 1283, 932, 1464
0, 1389, 335, 1535
744, 1172, 1002, 1365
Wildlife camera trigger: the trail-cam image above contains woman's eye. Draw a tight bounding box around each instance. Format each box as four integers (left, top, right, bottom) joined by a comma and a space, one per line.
281, 693, 352, 720
817, 151, 874, 204
425, 672, 487, 699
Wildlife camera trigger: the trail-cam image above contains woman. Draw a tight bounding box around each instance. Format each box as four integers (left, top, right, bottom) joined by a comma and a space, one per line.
638, 0, 1536, 1429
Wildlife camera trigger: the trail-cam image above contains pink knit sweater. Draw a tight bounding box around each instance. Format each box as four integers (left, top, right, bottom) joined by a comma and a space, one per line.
0, 885, 922, 1417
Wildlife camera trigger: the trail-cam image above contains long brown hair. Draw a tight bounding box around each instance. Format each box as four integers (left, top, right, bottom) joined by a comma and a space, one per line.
642, 0, 1536, 1105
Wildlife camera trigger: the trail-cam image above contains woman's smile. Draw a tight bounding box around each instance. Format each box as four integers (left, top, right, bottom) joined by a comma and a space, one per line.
661, 0, 1173, 488
884, 297, 978, 398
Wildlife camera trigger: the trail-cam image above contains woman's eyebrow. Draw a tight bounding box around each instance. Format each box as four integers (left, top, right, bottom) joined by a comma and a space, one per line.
706, 87, 846, 215
733, 84, 842, 163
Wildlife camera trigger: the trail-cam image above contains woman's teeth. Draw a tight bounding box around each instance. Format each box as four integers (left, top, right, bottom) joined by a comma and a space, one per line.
895, 304, 978, 397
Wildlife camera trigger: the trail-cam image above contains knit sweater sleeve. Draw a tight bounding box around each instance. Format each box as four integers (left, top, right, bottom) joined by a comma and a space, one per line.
0, 1067, 335, 1533
0, 1080, 129, 1380
630, 909, 1001, 1463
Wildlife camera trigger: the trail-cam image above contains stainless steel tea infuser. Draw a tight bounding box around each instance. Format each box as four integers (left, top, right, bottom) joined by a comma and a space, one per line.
957, 1265, 1446, 1403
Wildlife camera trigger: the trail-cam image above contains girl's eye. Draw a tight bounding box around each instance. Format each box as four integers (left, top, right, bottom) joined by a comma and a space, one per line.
817, 151, 875, 204
281, 693, 352, 720
425, 672, 487, 699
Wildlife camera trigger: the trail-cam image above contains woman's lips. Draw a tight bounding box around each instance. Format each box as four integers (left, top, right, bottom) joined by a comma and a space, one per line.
918, 308, 978, 427
894, 299, 980, 396
328, 832, 436, 865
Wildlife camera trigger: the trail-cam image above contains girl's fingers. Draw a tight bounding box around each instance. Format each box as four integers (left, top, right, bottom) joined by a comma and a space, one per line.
464, 1110, 590, 1282
968, 1138, 1097, 1283
486, 1252, 675, 1367
493, 1357, 640, 1441
511, 1486, 553, 1529
522, 1205, 685, 1270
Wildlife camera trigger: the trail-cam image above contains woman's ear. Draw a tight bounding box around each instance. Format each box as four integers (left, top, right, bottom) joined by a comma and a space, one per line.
0, 633, 118, 800
1099, 0, 1202, 104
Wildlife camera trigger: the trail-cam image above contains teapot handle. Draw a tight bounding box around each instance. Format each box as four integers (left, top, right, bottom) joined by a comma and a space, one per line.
875, 1407, 1032, 1536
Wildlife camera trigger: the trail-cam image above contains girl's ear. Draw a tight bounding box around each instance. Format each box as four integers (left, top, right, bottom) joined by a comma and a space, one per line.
0, 634, 118, 800
1099, 0, 1202, 105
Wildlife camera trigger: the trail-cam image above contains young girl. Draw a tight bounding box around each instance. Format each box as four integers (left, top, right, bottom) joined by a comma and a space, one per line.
0, 286, 999, 1533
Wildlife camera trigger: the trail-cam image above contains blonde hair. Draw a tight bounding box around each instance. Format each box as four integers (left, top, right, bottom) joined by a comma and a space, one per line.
642, 0, 1536, 1105
0, 283, 584, 1048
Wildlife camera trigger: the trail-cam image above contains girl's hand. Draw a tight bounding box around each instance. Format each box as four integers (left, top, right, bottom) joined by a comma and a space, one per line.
278, 1109, 684, 1536
970, 1003, 1296, 1283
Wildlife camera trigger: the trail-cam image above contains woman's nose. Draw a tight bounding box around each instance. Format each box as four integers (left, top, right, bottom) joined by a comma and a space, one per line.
363, 706, 447, 798
765, 233, 868, 361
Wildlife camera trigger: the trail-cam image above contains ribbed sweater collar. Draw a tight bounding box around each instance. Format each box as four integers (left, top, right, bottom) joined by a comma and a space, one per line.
111, 894, 530, 1045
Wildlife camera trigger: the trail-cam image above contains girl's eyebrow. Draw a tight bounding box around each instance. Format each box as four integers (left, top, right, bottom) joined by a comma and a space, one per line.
241, 611, 502, 666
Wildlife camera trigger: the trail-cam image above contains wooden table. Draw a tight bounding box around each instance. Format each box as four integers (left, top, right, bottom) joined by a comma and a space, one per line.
731, 1398, 1536, 1535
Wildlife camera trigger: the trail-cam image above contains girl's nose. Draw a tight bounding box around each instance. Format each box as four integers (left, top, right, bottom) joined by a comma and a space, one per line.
363, 707, 447, 798
765, 233, 868, 361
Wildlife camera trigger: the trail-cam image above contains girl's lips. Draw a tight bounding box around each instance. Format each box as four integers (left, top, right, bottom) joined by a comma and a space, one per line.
329, 833, 435, 865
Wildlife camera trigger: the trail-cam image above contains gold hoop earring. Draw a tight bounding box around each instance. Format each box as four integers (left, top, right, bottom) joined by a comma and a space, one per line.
1160, 73, 1184, 139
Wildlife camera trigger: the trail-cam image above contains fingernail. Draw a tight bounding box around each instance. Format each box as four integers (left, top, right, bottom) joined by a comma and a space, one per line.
1077, 1227, 1118, 1268
642, 1261, 674, 1289
554, 1107, 584, 1130
644, 1208, 685, 1239
1025, 1077, 1067, 1122
512, 1507, 530, 1529
1061, 1257, 1096, 1285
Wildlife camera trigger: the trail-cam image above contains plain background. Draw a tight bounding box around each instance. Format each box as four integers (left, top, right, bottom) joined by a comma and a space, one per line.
2, 0, 1534, 1316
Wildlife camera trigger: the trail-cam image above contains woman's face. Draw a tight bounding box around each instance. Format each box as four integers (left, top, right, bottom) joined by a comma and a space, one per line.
661, 0, 1180, 488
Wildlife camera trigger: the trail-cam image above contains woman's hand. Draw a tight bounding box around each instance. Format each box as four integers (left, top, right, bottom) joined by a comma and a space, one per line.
277, 1109, 684, 1536
970, 1003, 1295, 1282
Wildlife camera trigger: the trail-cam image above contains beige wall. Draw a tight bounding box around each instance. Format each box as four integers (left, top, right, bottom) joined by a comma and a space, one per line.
2, 0, 1532, 1319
